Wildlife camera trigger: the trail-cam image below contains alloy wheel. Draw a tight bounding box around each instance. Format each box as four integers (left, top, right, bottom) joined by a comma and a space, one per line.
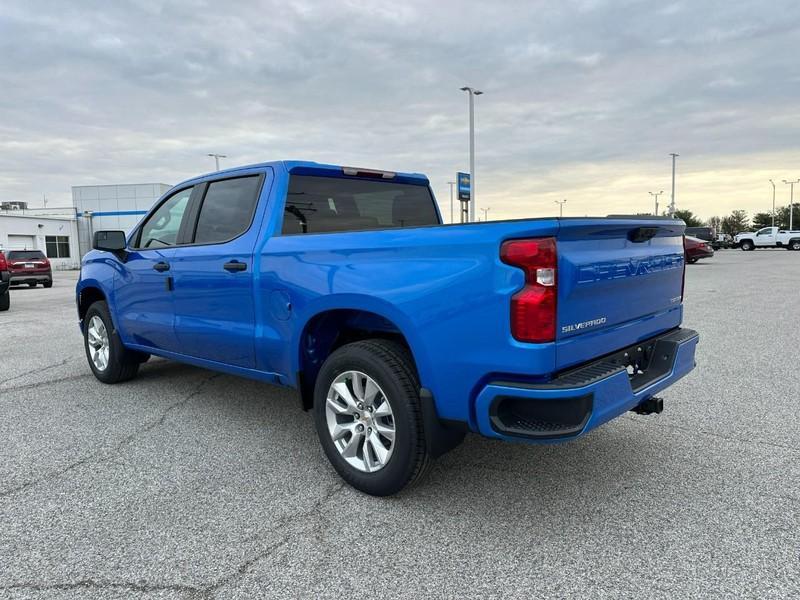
325, 370, 395, 473
87, 315, 110, 371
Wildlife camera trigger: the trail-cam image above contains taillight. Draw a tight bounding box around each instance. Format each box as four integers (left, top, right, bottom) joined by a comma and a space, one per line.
0, 253, 6, 270
500, 237, 557, 343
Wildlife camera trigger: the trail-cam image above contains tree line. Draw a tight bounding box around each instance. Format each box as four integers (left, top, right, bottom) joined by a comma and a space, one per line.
673, 205, 800, 236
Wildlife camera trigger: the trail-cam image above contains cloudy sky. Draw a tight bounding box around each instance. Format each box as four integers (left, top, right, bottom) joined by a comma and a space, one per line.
1, 0, 799, 222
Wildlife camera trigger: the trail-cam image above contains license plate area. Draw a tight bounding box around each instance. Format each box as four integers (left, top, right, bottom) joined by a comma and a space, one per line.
603, 336, 681, 392
24, 263, 34, 268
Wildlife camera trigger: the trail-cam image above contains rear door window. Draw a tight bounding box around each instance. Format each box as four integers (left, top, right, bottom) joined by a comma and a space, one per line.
282, 175, 439, 234
192, 176, 262, 244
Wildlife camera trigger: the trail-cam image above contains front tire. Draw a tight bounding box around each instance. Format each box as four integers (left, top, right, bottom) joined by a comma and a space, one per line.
313, 339, 429, 496
28, 282, 36, 288
83, 301, 140, 384
740, 240, 754, 251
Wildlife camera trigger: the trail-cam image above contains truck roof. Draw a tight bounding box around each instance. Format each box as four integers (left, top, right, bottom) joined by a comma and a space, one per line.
173, 160, 431, 190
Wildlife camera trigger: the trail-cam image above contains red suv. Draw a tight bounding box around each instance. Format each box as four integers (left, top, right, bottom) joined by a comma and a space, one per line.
0, 251, 10, 310
6, 249, 53, 288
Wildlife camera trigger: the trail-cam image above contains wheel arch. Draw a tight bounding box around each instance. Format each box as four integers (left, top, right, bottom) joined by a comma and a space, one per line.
77, 285, 107, 324
296, 306, 424, 411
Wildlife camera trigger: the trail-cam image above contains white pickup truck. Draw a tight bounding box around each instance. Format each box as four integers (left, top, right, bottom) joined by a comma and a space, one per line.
735, 226, 800, 251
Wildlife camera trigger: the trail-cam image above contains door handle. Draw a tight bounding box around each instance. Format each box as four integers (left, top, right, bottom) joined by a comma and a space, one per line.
224, 261, 247, 272
153, 261, 170, 272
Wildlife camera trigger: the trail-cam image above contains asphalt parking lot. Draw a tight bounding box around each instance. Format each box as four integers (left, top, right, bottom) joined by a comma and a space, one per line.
1, 250, 798, 599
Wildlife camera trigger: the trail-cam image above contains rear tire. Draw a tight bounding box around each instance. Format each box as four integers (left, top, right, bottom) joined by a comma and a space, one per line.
313, 339, 430, 496
43, 279, 53, 288
790, 240, 800, 251
83, 301, 140, 384
28, 282, 36, 288
0, 290, 9, 311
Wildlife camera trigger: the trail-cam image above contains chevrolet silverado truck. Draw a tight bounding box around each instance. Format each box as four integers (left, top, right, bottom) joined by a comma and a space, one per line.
76, 161, 699, 496
735, 226, 800, 251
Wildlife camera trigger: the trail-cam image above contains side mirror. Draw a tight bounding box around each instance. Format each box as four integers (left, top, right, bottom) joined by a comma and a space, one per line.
93, 230, 127, 252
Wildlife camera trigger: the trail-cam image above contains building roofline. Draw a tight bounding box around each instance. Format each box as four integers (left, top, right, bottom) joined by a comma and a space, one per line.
71, 183, 172, 190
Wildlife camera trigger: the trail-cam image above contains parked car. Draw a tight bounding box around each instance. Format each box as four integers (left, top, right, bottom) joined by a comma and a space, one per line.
734, 226, 800, 251
6, 250, 53, 287
76, 161, 699, 496
684, 235, 715, 263
0, 251, 10, 311
684, 226, 714, 243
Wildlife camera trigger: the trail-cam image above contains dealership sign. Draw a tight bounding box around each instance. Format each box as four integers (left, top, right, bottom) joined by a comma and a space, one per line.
457, 172, 471, 201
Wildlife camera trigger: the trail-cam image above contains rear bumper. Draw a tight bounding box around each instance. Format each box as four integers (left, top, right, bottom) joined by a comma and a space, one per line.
474, 327, 699, 442
10, 272, 52, 284
690, 248, 714, 259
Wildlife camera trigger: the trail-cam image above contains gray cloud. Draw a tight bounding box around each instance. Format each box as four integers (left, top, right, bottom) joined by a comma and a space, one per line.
1, 0, 799, 219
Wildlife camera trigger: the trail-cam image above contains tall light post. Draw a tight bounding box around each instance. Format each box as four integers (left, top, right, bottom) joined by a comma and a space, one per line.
669, 153, 679, 217
769, 179, 776, 227
554, 199, 567, 217
207, 153, 227, 171
460, 86, 483, 223
447, 181, 456, 224
783, 179, 799, 231
649, 190, 664, 216
481, 207, 490, 221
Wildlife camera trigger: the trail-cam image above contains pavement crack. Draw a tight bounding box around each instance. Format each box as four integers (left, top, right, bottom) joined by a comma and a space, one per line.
0, 372, 222, 500
203, 481, 347, 596
0, 358, 73, 388
0, 578, 207, 598
0, 372, 91, 396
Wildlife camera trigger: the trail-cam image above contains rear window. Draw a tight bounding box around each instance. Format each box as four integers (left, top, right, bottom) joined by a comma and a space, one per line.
282, 175, 439, 235
8, 251, 45, 260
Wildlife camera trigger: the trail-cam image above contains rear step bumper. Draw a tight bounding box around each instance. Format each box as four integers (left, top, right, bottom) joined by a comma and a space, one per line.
475, 327, 699, 441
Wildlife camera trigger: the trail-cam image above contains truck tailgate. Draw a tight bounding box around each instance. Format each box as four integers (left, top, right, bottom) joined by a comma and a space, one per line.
555, 218, 686, 370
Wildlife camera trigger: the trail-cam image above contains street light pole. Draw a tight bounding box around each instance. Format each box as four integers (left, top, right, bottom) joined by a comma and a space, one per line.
784, 179, 799, 231
207, 153, 227, 171
669, 153, 679, 217
460, 87, 483, 223
769, 179, 776, 227
447, 181, 456, 224
648, 190, 664, 215
554, 199, 567, 217
481, 207, 490, 221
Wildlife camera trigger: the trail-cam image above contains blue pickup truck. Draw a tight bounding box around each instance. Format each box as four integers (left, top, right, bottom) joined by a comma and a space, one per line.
77, 161, 698, 495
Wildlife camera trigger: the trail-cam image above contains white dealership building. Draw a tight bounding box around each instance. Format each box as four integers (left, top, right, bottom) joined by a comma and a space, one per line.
72, 183, 171, 257
0, 182, 171, 268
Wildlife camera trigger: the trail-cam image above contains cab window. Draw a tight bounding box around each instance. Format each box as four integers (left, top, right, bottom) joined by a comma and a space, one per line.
136, 187, 193, 249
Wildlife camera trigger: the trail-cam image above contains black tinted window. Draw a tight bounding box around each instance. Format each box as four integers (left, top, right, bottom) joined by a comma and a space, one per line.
193, 176, 262, 244
282, 175, 439, 235
8, 250, 45, 260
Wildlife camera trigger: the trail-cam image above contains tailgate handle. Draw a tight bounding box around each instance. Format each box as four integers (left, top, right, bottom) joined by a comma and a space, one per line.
628, 227, 659, 243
